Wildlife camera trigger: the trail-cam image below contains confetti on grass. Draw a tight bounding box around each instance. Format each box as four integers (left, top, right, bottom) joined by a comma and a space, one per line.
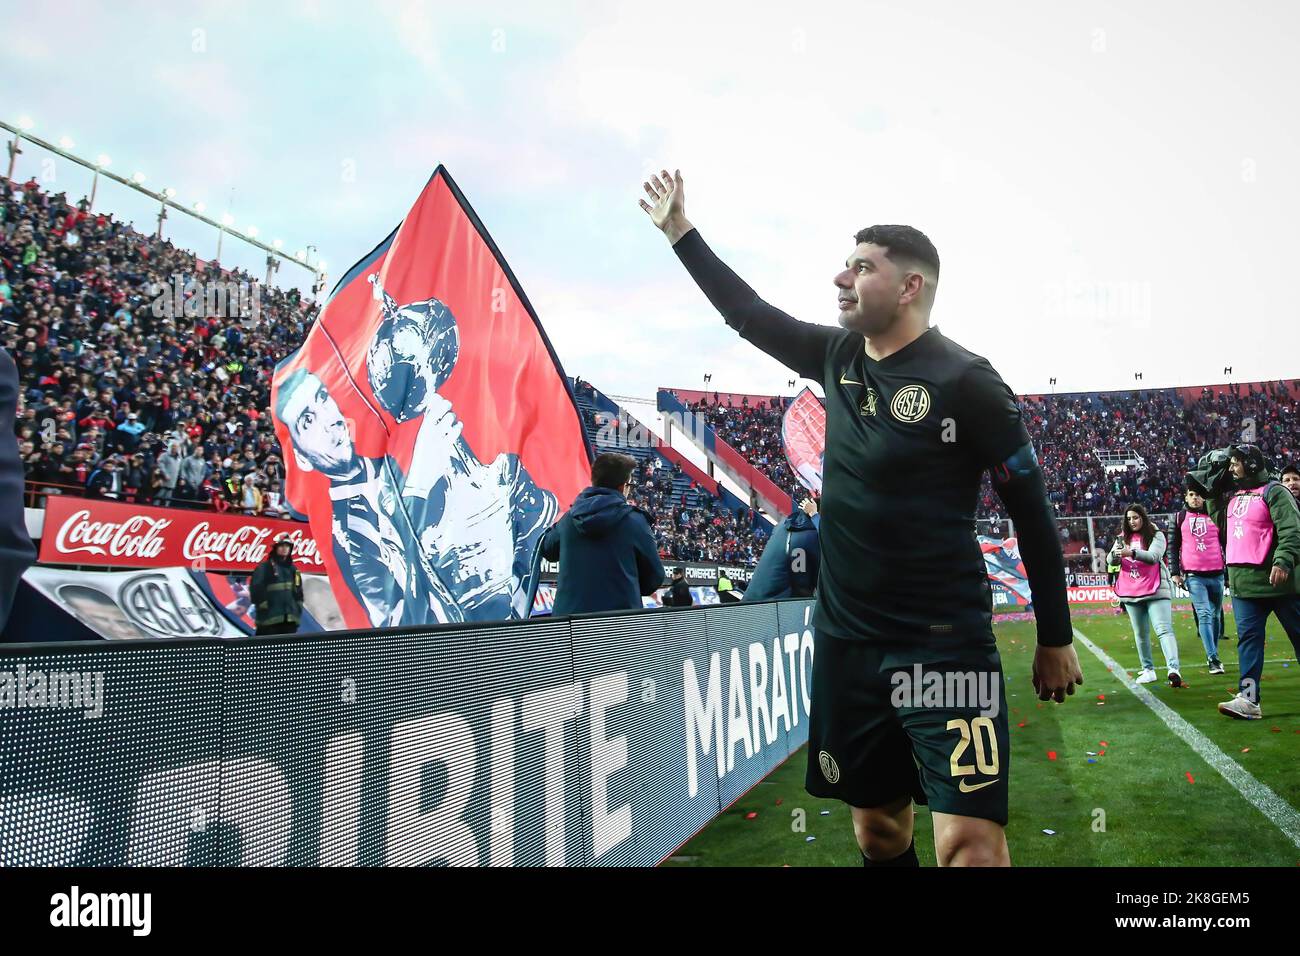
1186, 772, 1195, 784
1047, 751, 1057, 761
745, 812, 757, 820
819, 810, 831, 816
806, 836, 816, 843
1042, 829, 1056, 836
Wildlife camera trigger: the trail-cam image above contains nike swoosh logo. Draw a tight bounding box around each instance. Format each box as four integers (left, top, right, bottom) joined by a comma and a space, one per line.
958, 779, 999, 793
839, 373, 864, 386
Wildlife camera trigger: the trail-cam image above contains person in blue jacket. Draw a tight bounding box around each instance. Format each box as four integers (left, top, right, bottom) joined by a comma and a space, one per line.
0, 348, 37, 632
745, 495, 822, 601
540, 452, 666, 616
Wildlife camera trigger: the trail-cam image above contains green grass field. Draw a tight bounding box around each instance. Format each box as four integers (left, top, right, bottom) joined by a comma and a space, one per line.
663, 603, 1300, 866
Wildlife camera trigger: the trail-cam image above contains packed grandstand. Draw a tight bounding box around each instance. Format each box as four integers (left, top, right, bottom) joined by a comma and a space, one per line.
6, 176, 1299, 568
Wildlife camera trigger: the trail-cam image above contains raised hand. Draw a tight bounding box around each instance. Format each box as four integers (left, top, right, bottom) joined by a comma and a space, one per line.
638, 168, 692, 243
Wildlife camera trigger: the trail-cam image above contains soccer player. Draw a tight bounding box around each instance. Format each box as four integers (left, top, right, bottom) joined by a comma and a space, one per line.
639, 169, 1082, 867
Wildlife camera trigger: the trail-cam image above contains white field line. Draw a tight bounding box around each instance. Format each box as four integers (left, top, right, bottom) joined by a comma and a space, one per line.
1073, 626, 1300, 850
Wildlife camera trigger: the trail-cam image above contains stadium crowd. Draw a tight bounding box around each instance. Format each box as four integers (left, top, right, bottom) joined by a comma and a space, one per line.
10, 173, 1298, 569
671, 382, 1300, 534
984, 382, 1300, 519
575, 381, 769, 562
2, 178, 314, 517
623, 455, 767, 564
685, 393, 805, 502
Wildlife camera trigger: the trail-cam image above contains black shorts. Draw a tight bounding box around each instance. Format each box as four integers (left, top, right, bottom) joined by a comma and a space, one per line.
805, 631, 1010, 825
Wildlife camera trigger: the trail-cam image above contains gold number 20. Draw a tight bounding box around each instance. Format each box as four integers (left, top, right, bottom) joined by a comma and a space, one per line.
946, 717, 999, 776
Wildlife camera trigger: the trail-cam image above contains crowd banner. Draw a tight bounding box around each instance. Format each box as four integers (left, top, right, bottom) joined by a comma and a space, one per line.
981, 535, 1032, 608
37, 496, 323, 574
0, 599, 815, 866
194, 571, 347, 634
20, 566, 247, 640
270, 165, 590, 633
781, 387, 825, 494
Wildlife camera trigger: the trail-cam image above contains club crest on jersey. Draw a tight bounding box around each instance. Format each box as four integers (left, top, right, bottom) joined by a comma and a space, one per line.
890, 384, 931, 423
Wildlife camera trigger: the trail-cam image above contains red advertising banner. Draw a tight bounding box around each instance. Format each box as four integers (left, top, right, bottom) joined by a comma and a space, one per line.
38, 496, 324, 573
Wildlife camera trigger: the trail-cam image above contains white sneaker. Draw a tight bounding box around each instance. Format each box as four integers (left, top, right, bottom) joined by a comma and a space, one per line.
1208, 660, 1225, 675
1135, 669, 1158, 684
1217, 694, 1262, 720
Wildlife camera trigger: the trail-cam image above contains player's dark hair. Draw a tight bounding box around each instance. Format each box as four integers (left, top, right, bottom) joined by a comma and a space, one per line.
591, 452, 637, 491
1118, 503, 1158, 551
854, 225, 941, 278
1280, 462, 1299, 479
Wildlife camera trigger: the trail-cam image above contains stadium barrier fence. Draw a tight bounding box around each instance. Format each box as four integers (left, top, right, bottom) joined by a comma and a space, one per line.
0, 598, 815, 866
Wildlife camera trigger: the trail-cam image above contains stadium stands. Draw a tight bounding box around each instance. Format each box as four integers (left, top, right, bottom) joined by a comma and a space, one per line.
573, 379, 769, 563
3, 178, 313, 516
661, 380, 1300, 527
9, 172, 1297, 571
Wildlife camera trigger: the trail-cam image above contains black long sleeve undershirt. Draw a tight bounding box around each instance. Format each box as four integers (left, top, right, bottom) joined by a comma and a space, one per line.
672, 227, 835, 383
993, 463, 1073, 647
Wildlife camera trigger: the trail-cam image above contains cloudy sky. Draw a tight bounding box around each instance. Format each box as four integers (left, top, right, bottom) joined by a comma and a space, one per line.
5, 0, 1298, 400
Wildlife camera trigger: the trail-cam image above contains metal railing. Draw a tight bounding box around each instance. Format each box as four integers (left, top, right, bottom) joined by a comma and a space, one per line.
22, 480, 282, 517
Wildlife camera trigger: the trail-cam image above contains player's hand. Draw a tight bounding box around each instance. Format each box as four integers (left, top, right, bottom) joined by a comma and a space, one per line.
1032, 643, 1084, 703
638, 168, 691, 242
1270, 565, 1291, 587
1171, 574, 1184, 588
1120, 547, 1134, 559
800, 497, 818, 517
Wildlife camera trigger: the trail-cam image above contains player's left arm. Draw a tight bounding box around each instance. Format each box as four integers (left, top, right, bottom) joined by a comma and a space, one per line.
956, 360, 1083, 702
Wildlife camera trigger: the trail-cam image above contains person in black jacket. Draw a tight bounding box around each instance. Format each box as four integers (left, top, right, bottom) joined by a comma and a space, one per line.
540, 452, 665, 616
250, 537, 304, 635
0, 348, 37, 633
663, 567, 694, 607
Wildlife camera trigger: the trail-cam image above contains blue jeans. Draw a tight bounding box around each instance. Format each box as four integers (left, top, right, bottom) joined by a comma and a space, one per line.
1123, 598, 1180, 673
1185, 574, 1225, 663
1229, 593, 1300, 704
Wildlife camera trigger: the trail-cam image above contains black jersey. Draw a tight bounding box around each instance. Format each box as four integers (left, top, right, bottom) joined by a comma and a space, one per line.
675, 229, 1031, 650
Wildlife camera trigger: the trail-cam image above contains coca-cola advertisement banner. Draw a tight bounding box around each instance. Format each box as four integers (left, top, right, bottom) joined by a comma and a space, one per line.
38, 497, 324, 573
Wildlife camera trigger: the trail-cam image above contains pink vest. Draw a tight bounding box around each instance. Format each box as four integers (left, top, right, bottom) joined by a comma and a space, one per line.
1115, 532, 1162, 597
1180, 511, 1224, 572
1225, 485, 1275, 566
